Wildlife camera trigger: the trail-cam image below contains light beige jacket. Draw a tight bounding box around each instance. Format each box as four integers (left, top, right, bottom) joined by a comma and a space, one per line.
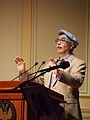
41, 55, 86, 120
21, 54, 86, 120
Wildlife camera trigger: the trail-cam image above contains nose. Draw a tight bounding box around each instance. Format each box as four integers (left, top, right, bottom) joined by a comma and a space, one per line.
57, 40, 61, 45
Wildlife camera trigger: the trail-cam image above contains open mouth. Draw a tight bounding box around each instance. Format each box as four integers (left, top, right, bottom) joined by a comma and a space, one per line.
57, 45, 62, 48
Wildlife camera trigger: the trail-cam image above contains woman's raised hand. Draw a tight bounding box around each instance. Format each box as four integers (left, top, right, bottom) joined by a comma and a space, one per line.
14, 56, 26, 73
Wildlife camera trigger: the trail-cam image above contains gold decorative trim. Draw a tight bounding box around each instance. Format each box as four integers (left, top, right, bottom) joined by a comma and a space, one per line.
31, 0, 38, 72
79, 0, 90, 96
21, 0, 32, 68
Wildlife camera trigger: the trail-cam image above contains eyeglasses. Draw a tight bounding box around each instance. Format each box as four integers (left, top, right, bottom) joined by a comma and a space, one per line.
55, 38, 71, 43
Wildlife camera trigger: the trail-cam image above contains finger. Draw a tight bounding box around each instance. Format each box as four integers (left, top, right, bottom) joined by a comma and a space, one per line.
49, 57, 56, 65
14, 56, 19, 64
16, 57, 23, 62
19, 57, 24, 62
14, 56, 24, 63
14, 56, 20, 62
48, 65, 51, 68
14, 59, 18, 64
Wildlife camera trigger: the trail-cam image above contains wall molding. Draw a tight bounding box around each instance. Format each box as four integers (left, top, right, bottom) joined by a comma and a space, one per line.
81, 107, 90, 120
31, 0, 37, 72
21, 0, 32, 68
79, 0, 90, 96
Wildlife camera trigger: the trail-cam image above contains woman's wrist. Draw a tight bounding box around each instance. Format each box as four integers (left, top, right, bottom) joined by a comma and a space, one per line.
56, 70, 62, 77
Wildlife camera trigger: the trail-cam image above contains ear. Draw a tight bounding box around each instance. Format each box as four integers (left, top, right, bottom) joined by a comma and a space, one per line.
70, 43, 74, 50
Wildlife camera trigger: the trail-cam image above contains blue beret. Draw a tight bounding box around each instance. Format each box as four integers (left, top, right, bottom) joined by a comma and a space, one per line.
58, 29, 79, 48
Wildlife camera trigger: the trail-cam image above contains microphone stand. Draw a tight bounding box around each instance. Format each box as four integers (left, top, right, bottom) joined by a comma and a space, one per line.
12, 61, 70, 91
11, 70, 47, 91
27, 61, 69, 76
11, 62, 38, 81
28, 61, 45, 78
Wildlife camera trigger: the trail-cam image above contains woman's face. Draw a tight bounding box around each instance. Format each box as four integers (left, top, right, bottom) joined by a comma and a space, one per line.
55, 34, 73, 57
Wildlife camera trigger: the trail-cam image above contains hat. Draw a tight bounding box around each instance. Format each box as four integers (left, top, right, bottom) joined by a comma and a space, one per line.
58, 29, 79, 48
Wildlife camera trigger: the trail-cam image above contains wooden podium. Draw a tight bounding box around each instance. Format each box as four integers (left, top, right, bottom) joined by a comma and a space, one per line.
0, 81, 27, 120
0, 81, 66, 120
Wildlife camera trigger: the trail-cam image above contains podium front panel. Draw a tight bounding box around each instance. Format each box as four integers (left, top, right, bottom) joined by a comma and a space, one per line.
0, 81, 27, 120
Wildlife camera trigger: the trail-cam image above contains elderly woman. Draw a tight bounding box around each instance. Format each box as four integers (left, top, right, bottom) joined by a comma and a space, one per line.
15, 30, 86, 120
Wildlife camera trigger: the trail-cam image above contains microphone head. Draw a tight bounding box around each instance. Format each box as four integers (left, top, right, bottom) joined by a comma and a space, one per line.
35, 62, 38, 66
60, 61, 70, 69
42, 61, 45, 64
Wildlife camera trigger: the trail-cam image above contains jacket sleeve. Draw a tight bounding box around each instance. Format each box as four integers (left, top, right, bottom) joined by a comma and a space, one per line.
58, 60, 86, 88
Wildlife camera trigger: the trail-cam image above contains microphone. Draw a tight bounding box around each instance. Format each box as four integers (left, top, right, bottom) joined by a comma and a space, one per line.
28, 61, 46, 77
34, 61, 45, 76
12, 61, 69, 89
38, 61, 70, 73
11, 62, 38, 81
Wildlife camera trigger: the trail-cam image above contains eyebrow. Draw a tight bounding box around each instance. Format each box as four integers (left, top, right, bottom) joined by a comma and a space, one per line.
59, 37, 69, 39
